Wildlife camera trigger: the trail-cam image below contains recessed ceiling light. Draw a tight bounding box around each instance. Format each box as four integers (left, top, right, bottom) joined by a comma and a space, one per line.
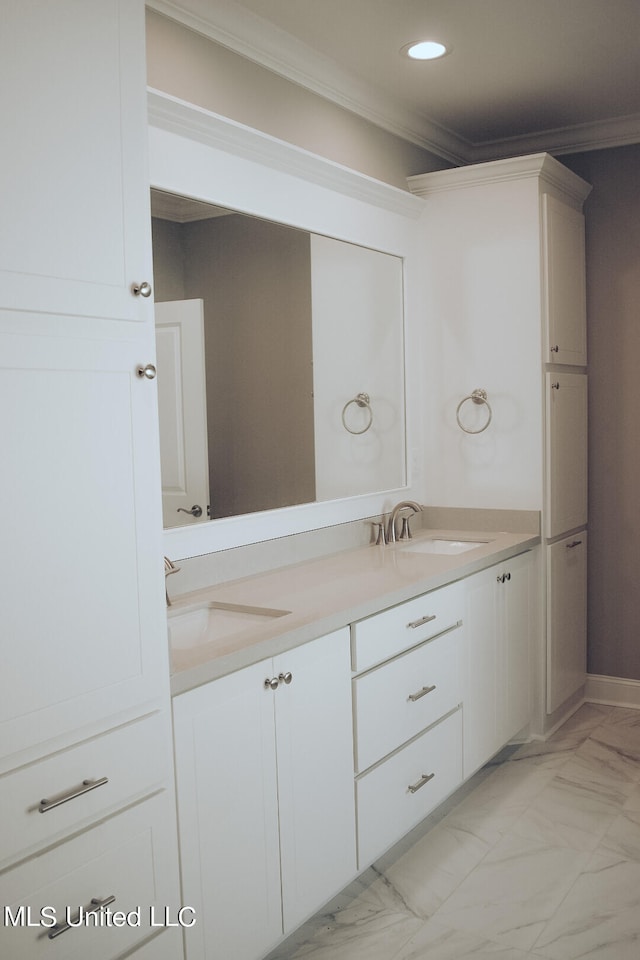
402, 40, 450, 61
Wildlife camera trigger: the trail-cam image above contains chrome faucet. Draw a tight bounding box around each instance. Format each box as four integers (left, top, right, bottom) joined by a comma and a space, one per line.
164, 556, 181, 606
387, 500, 422, 543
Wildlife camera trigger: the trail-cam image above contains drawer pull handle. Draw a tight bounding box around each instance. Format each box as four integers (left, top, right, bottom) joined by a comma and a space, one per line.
39, 777, 109, 813
408, 772, 435, 794
48, 895, 116, 939
407, 614, 436, 629
566, 539, 583, 549
408, 684, 437, 702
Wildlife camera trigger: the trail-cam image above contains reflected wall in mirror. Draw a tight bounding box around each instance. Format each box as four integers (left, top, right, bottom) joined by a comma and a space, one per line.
150, 189, 406, 529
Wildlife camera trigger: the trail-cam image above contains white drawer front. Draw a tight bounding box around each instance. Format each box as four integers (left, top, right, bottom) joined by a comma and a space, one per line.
356, 709, 462, 868
354, 628, 461, 772
0, 792, 180, 960
0, 712, 170, 870
351, 581, 463, 672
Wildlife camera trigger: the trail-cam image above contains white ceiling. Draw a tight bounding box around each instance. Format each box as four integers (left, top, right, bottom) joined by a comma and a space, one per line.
149, 0, 640, 163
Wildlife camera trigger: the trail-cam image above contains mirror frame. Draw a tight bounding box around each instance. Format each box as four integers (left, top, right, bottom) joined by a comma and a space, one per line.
148, 90, 425, 560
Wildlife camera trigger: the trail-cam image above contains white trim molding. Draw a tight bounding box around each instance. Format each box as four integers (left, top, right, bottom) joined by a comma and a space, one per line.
586, 674, 640, 710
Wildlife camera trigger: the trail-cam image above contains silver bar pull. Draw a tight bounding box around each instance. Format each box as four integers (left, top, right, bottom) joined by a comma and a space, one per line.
566, 539, 583, 548
39, 777, 109, 813
408, 684, 436, 702
48, 895, 116, 939
408, 772, 435, 794
406, 614, 436, 630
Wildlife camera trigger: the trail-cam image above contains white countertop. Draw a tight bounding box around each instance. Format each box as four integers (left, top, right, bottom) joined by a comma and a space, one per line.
168, 527, 539, 696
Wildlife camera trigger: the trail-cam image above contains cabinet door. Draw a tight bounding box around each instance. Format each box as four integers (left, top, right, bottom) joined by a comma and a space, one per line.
172, 661, 282, 960
545, 372, 588, 538
547, 533, 587, 713
275, 629, 357, 933
0, 332, 167, 765
498, 552, 533, 744
463, 566, 499, 778
0, 0, 151, 323
542, 194, 587, 365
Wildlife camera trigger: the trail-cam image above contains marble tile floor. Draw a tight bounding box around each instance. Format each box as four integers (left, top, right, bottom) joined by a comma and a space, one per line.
266, 703, 640, 960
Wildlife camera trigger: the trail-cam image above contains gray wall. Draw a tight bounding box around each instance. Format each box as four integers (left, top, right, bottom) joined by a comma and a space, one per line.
563, 144, 640, 680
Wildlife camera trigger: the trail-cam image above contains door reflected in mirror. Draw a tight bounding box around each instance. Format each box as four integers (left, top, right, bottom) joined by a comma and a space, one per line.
151, 189, 406, 529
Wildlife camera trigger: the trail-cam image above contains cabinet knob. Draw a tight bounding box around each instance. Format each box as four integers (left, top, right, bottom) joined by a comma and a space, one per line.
131, 281, 152, 298
136, 363, 157, 380
550, 344, 560, 353
264, 677, 280, 690
551, 381, 560, 390
279, 671, 293, 685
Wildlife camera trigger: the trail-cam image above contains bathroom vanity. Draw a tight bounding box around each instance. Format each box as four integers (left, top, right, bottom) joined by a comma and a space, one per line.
169, 527, 538, 960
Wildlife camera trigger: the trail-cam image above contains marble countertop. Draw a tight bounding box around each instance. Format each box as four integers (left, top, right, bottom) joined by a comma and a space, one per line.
168, 526, 539, 696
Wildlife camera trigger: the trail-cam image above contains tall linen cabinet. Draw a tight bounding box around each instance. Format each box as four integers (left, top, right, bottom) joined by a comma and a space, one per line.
409, 154, 591, 731
0, 3, 182, 959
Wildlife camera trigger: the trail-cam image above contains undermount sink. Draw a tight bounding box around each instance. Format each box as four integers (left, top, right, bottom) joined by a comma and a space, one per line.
401, 537, 491, 555
168, 601, 291, 649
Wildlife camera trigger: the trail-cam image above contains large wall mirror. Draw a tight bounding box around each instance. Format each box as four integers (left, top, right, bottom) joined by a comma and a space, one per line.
151, 188, 407, 532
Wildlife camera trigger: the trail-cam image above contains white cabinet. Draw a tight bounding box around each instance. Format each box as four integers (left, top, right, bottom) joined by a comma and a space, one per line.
172, 629, 356, 960
0, 0, 152, 323
463, 552, 534, 777
409, 154, 590, 725
542, 194, 588, 365
547, 533, 588, 713
1, 4, 181, 959
545, 372, 588, 539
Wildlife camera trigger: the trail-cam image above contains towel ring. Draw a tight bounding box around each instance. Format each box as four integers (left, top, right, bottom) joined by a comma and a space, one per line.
342, 392, 373, 435
456, 389, 492, 434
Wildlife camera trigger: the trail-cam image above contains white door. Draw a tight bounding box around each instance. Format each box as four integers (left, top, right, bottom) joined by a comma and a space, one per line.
543, 194, 587, 365
155, 300, 209, 527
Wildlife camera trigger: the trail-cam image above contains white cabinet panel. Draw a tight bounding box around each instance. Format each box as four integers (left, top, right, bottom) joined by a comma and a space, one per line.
0, 333, 167, 764
356, 709, 462, 868
543, 194, 587, 365
0, 793, 179, 960
545, 373, 588, 538
353, 629, 462, 773
0, 1, 151, 322
275, 630, 356, 933
172, 659, 282, 960
547, 533, 588, 713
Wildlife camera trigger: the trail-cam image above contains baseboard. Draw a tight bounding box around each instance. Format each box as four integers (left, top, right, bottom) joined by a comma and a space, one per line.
585, 673, 640, 708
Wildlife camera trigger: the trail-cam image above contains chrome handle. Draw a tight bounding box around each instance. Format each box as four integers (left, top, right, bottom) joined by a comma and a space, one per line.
48, 895, 116, 939
551, 381, 560, 390
408, 684, 436, 702
408, 772, 435, 794
136, 363, 157, 380
131, 281, 152, 297
264, 677, 280, 690
39, 777, 109, 813
279, 671, 293, 685
566, 539, 583, 549
177, 504, 203, 518
407, 614, 436, 629
550, 344, 559, 353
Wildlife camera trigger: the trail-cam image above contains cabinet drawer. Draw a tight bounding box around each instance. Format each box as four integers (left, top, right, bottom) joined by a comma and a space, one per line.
0, 712, 170, 870
352, 581, 463, 672
353, 628, 461, 773
0, 791, 179, 960
356, 709, 462, 867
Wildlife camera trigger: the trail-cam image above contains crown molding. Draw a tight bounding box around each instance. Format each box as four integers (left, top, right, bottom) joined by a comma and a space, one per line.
145, 0, 471, 165
146, 1, 640, 166
408, 153, 592, 204
147, 89, 426, 218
